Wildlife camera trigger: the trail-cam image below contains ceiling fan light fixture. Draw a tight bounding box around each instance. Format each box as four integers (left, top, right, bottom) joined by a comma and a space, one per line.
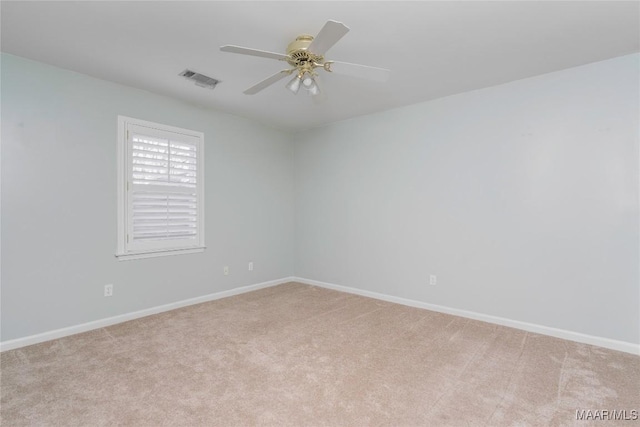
303, 75, 321, 96
286, 75, 302, 94
302, 75, 314, 88
307, 80, 321, 96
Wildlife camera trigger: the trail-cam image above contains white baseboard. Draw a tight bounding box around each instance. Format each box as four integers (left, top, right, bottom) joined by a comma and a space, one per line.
0, 277, 294, 352
4, 276, 637, 356
294, 277, 640, 356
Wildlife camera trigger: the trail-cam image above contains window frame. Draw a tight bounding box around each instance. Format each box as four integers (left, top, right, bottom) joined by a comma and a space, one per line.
116, 116, 205, 261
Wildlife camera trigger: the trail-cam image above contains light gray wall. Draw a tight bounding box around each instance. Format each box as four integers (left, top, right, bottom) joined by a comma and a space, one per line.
294, 54, 639, 344
3, 52, 638, 346
1, 54, 294, 341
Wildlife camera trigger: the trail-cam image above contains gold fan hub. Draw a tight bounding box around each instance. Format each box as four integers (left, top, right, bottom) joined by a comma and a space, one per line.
286, 35, 324, 68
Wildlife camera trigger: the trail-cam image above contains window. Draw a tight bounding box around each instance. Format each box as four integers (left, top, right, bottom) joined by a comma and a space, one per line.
116, 116, 205, 260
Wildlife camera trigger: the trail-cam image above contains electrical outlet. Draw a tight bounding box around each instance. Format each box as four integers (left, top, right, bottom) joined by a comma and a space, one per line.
429, 275, 437, 286
224, 266, 229, 276
248, 261, 254, 271
104, 284, 113, 297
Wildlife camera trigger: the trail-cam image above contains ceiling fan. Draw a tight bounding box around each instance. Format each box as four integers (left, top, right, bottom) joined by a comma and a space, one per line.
220, 20, 390, 97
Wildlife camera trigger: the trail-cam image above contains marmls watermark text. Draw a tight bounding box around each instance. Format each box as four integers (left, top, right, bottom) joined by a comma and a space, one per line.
576, 409, 638, 421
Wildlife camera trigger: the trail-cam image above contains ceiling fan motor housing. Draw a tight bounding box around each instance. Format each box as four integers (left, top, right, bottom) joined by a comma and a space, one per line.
286, 35, 324, 69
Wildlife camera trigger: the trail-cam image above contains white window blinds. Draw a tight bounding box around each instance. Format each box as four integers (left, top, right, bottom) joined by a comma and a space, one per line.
117, 117, 204, 259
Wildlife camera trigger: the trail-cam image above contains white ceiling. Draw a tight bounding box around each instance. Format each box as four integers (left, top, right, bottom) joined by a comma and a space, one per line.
2, 1, 638, 131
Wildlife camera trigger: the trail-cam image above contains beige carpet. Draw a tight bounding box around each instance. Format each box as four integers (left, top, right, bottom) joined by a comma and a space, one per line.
1, 282, 638, 426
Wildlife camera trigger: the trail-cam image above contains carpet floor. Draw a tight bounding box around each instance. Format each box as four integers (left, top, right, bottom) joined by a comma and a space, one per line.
1, 282, 639, 426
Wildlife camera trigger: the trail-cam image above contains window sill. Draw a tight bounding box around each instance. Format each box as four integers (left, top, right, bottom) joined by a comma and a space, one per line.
115, 247, 205, 261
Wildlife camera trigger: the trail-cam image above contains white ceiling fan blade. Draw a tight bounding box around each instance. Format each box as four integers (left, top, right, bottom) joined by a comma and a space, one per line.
327, 61, 391, 82
220, 45, 289, 61
243, 70, 292, 95
307, 20, 350, 55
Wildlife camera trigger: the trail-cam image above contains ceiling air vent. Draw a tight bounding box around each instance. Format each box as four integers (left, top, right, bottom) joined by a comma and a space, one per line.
179, 69, 221, 90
